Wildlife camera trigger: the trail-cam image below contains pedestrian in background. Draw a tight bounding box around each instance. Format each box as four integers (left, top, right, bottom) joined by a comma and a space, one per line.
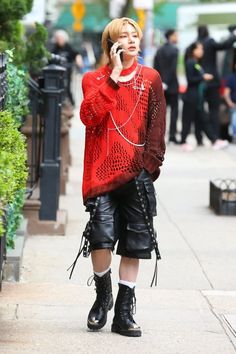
181, 41, 228, 151
220, 25, 236, 141
224, 62, 236, 143
50, 29, 84, 106
153, 29, 179, 144
197, 25, 236, 139
221, 25, 236, 79
69, 17, 166, 337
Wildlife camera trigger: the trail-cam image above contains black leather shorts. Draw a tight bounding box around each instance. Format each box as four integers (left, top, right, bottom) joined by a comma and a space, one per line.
83, 169, 161, 260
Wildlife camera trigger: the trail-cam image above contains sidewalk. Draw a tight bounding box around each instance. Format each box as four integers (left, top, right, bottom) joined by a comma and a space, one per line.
1, 111, 236, 354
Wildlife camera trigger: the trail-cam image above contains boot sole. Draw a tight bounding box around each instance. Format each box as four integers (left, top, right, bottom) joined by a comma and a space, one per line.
87, 298, 113, 331
111, 323, 142, 337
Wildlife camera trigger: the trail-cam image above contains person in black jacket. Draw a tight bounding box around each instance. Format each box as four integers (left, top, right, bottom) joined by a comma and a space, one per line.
181, 41, 229, 151
51, 29, 84, 106
197, 25, 236, 138
154, 29, 179, 144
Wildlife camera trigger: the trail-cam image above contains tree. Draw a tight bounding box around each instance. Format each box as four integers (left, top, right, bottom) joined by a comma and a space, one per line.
0, 0, 50, 73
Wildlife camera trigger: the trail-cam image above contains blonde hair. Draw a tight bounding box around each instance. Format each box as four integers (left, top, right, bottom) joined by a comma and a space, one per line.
101, 18, 143, 62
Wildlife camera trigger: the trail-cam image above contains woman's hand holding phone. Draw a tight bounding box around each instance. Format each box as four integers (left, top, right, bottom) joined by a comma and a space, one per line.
108, 39, 124, 63
108, 39, 125, 82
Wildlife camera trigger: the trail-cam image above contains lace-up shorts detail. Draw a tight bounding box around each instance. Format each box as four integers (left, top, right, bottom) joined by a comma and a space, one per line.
83, 169, 161, 260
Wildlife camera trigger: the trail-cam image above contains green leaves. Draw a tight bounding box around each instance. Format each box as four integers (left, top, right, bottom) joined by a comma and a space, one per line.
5, 58, 29, 124
0, 20, 25, 65
6, 190, 25, 248
0, 0, 31, 23
0, 2, 50, 72
25, 22, 51, 75
0, 111, 28, 244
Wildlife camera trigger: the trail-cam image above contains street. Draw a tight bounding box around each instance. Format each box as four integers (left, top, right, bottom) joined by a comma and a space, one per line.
0, 109, 236, 354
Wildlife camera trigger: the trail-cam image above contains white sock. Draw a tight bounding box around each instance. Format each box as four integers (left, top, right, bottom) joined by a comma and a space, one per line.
94, 268, 110, 278
119, 280, 136, 289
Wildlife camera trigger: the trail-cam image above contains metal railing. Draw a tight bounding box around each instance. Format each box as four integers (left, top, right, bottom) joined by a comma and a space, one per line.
0, 214, 6, 291
0, 53, 7, 290
0, 53, 7, 111
23, 60, 66, 221
24, 77, 44, 198
39, 63, 66, 220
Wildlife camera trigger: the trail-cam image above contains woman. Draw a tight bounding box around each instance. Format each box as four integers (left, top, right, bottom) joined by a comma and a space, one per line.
69, 17, 166, 337
181, 41, 228, 151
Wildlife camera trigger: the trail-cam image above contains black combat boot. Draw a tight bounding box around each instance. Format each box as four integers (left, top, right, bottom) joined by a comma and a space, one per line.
87, 269, 113, 330
111, 283, 142, 337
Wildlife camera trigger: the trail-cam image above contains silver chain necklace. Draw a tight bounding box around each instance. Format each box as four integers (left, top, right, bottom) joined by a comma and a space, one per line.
109, 79, 144, 131
107, 65, 146, 149
109, 111, 146, 147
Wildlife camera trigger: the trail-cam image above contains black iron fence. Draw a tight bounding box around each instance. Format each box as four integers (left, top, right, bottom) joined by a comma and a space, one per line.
23, 61, 66, 221
0, 53, 7, 111
0, 53, 7, 289
39, 64, 66, 220
24, 77, 44, 198
24, 53, 67, 199
0, 214, 6, 291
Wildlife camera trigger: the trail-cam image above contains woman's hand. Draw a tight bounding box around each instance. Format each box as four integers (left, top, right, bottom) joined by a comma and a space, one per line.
109, 42, 125, 83
203, 73, 213, 81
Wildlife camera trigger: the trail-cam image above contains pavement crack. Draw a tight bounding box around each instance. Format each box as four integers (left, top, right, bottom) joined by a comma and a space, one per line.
14, 304, 19, 320
158, 198, 214, 289
201, 291, 236, 351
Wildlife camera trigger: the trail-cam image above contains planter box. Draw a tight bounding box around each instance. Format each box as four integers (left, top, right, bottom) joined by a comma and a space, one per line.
3, 218, 28, 282
210, 179, 236, 216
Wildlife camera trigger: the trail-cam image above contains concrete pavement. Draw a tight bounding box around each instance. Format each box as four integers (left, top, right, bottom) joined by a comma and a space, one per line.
0, 112, 236, 354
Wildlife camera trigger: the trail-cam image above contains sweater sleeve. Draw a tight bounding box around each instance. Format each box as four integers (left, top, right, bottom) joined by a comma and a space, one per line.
143, 71, 166, 180
80, 72, 120, 127
210, 36, 236, 51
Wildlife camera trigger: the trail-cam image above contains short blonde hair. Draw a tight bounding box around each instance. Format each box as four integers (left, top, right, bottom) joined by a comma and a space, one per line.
101, 18, 143, 62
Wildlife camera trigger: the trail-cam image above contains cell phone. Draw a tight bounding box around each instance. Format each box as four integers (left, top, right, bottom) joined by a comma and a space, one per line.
107, 38, 123, 62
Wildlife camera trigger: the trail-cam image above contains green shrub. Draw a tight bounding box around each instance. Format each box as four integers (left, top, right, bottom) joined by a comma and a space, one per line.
0, 151, 11, 237
0, 0, 49, 247
0, 110, 28, 244
25, 23, 51, 76
5, 50, 29, 124
0, 0, 33, 22
6, 190, 25, 248
0, 1, 50, 71
0, 20, 26, 66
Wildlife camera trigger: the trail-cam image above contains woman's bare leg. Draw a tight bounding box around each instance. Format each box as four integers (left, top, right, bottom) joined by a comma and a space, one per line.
119, 256, 139, 282
91, 249, 112, 273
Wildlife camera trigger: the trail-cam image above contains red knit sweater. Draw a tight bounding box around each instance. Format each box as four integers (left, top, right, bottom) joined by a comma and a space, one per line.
80, 61, 166, 203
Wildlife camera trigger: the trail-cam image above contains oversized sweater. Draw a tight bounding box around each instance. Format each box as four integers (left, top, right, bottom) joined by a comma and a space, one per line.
80, 61, 166, 203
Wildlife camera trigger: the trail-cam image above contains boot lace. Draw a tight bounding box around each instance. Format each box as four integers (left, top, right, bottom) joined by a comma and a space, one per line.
131, 292, 136, 315
87, 273, 111, 308
122, 288, 136, 321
